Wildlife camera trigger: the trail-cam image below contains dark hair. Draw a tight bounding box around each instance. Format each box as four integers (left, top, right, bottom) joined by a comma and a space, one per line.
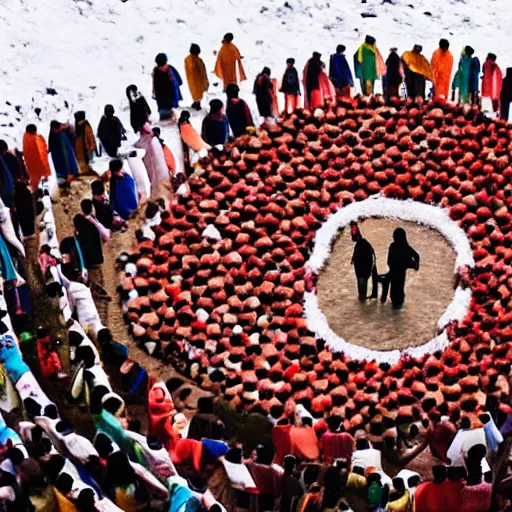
223, 33, 234, 42
7, 447, 25, 465
0, 140, 7, 152
76, 345, 96, 368
178, 111, 191, 126
336, 44, 346, 53
107, 452, 136, 486
465, 45, 475, 56
26, 124, 37, 134
262, 67, 271, 76
109, 159, 124, 172
74, 111, 86, 122
152, 127, 161, 138
209, 99, 224, 113
286, 58, 295, 65
432, 465, 447, 483
365, 35, 376, 45
80, 199, 93, 215
55, 472, 74, 494
226, 83, 240, 99
145, 202, 159, 220
104, 104, 115, 115
77, 488, 96, 511
155, 53, 168, 66
91, 180, 105, 195
50, 120, 61, 130
487, 53, 497, 61
190, 43, 201, 55
24, 397, 42, 417
44, 404, 59, 420
439, 39, 450, 50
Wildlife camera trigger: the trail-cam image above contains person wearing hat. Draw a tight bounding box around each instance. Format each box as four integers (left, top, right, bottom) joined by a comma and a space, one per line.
329, 44, 354, 98
431, 39, 454, 100
201, 99, 229, 147
215, 33, 246, 90
384, 48, 403, 99
280, 58, 301, 114
152, 53, 183, 121
401, 44, 433, 99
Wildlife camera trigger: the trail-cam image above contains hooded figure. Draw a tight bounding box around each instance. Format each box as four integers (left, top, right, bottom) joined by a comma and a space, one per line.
109, 160, 138, 220
500, 68, 512, 121
280, 58, 301, 114
384, 48, 403, 98
253, 67, 275, 118
386, 228, 420, 308
226, 84, 254, 138
354, 35, 385, 96
22, 125, 51, 191
351, 224, 377, 301
454, 46, 475, 103
135, 122, 171, 202
73, 111, 97, 175
329, 45, 354, 97
97, 105, 126, 158
401, 45, 433, 99
126, 85, 151, 133
482, 53, 503, 112
202, 99, 229, 146
48, 121, 79, 185
152, 53, 183, 120
184, 44, 209, 110
214, 33, 246, 90
431, 39, 454, 99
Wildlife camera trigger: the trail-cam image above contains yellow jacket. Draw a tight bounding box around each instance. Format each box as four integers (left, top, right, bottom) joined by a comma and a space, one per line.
185, 54, 209, 102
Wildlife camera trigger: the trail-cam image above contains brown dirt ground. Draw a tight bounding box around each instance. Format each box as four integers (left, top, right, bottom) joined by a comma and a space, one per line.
317, 219, 457, 351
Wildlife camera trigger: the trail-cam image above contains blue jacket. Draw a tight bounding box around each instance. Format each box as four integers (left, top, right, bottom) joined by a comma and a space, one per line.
329, 53, 354, 88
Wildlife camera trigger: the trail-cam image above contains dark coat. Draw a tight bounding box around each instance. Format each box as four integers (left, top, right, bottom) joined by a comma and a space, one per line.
201, 113, 229, 146
280, 67, 301, 95
152, 65, 183, 111
253, 72, 274, 117
226, 98, 254, 138
93, 197, 114, 230
129, 97, 151, 133
387, 241, 420, 276
352, 238, 375, 279
97, 116, 125, 158
385, 52, 403, 87
76, 216, 103, 268
305, 58, 322, 96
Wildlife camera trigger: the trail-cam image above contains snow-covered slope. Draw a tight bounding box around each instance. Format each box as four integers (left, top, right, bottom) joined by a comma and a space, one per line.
1, 0, 510, 153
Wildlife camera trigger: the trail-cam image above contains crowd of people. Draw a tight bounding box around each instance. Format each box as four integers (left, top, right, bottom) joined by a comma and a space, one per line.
0, 29, 511, 512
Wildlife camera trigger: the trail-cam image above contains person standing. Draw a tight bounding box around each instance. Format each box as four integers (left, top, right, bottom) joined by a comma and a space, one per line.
303, 52, 323, 108
468, 48, 481, 105
202, 99, 229, 147
184, 44, 209, 110
135, 123, 171, 202
454, 46, 474, 103
126, 85, 151, 133
97, 105, 126, 158
22, 125, 51, 192
109, 160, 138, 220
431, 39, 454, 100
350, 224, 377, 301
482, 53, 503, 113
386, 228, 420, 309
354, 35, 385, 96
152, 127, 176, 176
401, 45, 433, 99
280, 58, 301, 114
73, 212, 104, 287
384, 48, 403, 98
48, 121, 79, 186
73, 111, 97, 175
152, 53, 183, 121
329, 45, 354, 98
0, 141, 17, 207
253, 67, 275, 120
225, 84, 254, 138
500, 68, 512, 121
214, 33, 246, 90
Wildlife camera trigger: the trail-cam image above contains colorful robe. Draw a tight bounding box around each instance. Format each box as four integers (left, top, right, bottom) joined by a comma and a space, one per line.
74, 120, 97, 174
184, 54, 209, 102
329, 53, 354, 89
48, 129, 79, 184
110, 172, 138, 220
214, 42, 246, 89
482, 60, 503, 101
354, 43, 385, 84
22, 133, 51, 191
454, 53, 472, 102
431, 48, 454, 99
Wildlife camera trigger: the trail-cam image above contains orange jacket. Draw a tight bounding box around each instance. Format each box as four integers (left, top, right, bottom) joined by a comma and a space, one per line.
23, 133, 51, 191
431, 48, 454, 99
180, 123, 211, 152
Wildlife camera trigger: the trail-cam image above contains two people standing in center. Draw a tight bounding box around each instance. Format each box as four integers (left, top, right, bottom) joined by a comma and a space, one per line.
351, 225, 420, 309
